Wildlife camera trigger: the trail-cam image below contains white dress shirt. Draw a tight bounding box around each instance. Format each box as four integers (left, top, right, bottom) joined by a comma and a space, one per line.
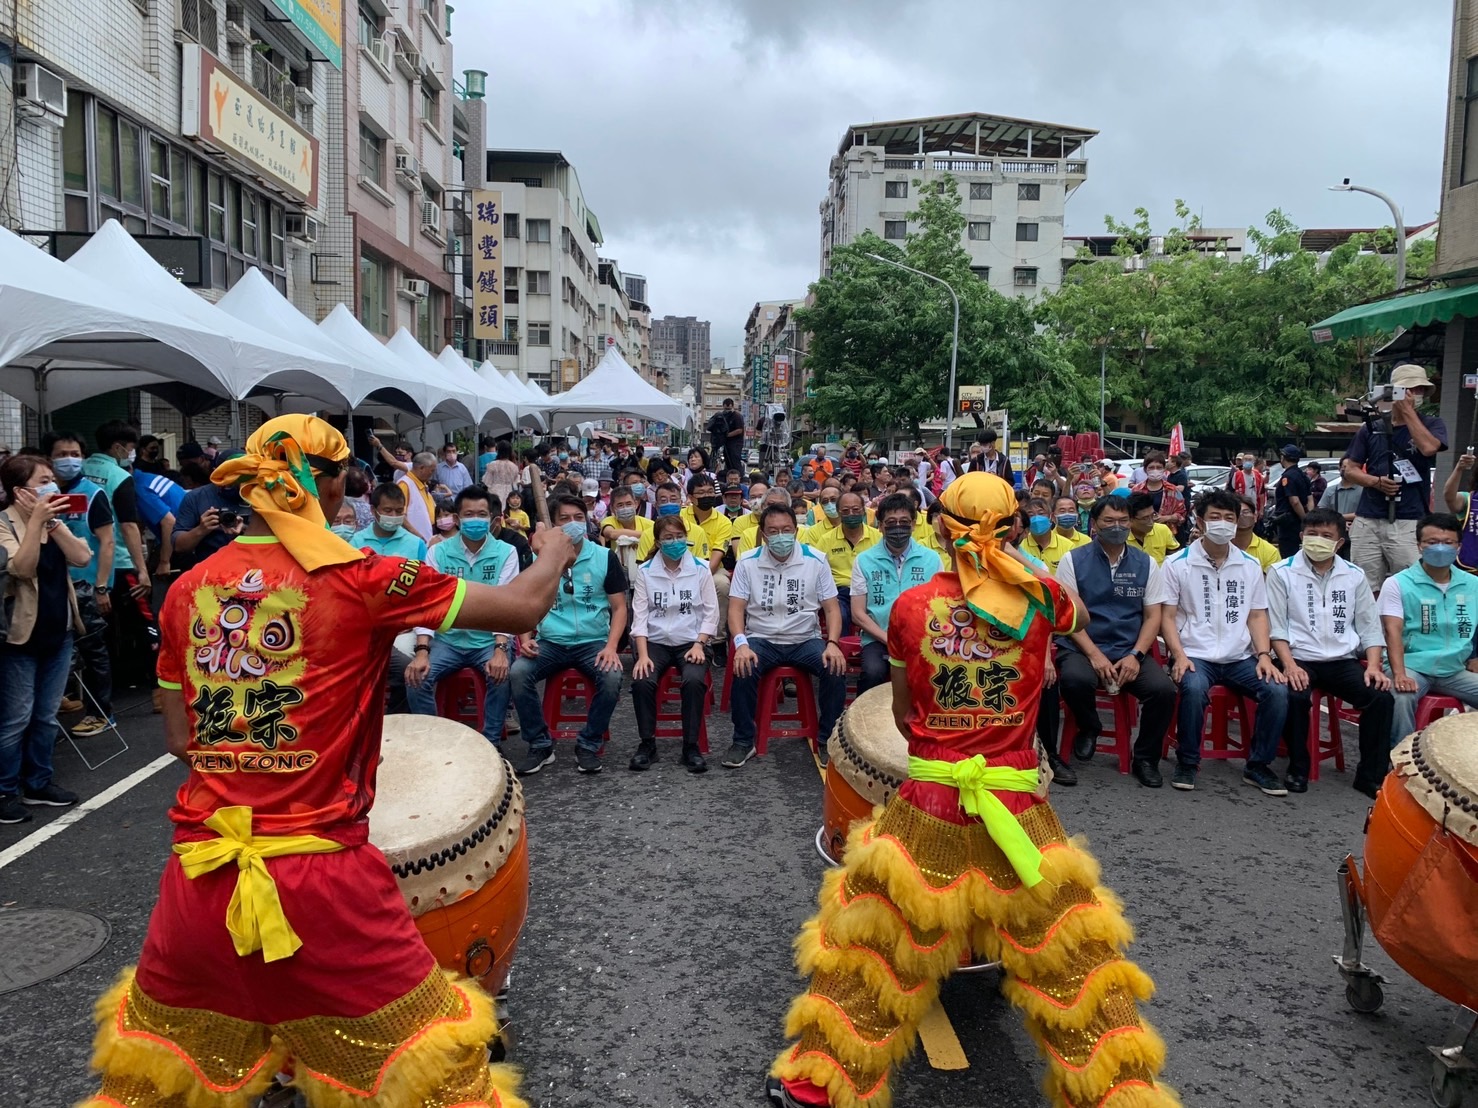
632, 551, 718, 645
1147, 540, 1267, 664
730, 542, 837, 644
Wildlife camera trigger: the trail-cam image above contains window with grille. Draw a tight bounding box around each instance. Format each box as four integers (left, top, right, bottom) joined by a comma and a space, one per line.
971, 266, 990, 281
883, 220, 906, 239
179, 0, 220, 53
969, 182, 992, 200
1014, 267, 1038, 286
1018, 183, 1040, 201
884, 180, 908, 199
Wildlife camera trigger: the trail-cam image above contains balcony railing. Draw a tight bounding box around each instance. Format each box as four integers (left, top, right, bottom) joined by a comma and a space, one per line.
882, 156, 1085, 176
179, 0, 220, 53
999, 160, 1059, 175
485, 340, 518, 356
884, 158, 923, 169
251, 53, 297, 117
1065, 161, 1087, 174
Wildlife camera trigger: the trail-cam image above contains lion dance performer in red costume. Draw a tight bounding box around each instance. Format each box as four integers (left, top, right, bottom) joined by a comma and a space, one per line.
767, 473, 1180, 1108
79, 415, 573, 1108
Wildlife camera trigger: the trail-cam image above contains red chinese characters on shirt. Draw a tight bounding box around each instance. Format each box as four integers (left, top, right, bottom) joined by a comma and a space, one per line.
156, 540, 464, 840
886, 571, 1075, 818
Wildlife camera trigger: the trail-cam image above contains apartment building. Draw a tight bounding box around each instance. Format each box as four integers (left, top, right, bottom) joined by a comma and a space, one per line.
481, 149, 604, 391
0, 0, 343, 443
445, 67, 487, 359
699, 367, 743, 439
344, 0, 455, 350
742, 298, 806, 420
596, 256, 632, 370
1436, 0, 1478, 467
624, 272, 653, 385
820, 112, 1096, 300
651, 315, 712, 385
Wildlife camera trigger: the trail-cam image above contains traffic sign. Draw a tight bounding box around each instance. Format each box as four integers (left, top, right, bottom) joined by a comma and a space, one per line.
957, 385, 986, 414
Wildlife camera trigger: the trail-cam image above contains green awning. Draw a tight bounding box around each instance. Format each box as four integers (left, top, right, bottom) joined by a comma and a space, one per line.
1310, 283, 1478, 343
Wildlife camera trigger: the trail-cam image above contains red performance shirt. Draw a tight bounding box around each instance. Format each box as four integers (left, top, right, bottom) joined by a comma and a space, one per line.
157, 536, 466, 840
886, 570, 1076, 818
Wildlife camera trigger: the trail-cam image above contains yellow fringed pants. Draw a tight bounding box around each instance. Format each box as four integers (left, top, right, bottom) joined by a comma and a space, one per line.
771, 798, 1181, 1108
78, 966, 527, 1108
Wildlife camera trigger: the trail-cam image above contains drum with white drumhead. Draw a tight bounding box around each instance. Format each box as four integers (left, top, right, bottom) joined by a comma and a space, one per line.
370, 715, 529, 996
819, 685, 907, 865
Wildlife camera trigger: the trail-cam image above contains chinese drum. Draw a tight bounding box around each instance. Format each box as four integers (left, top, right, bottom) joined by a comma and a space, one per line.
1361, 714, 1478, 1009
821, 685, 908, 865
370, 715, 529, 996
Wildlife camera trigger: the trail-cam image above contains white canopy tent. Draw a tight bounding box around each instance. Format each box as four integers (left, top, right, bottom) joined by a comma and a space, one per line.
433, 346, 520, 432
318, 305, 452, 420
473, 361, 545, 430
0, 221, 252, 416
66, 222, 359, 409
532, 346, 690, 430
217, 269, 418, 411
385, 329, 500, 427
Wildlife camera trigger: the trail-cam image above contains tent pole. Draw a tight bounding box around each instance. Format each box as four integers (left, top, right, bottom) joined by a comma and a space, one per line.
34, 361, 53, 433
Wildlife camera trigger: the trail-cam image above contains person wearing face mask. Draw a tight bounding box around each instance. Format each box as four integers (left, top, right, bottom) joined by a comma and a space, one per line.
349, 484, 427, 560
1050, 494, 1090, 555
600, 484, 654, 576
629, 514, 718, 773
404, 489, 520, 749
1380, 512, 1478, 755
84, 420, 158, 686
639, 483, 713, 566
724, 502, 847, 769
432, 442, 472, 496
1266, 509, 1392, 797
1017, 496, 1073, 573
1053, 495, 1177, 788
510, 495, 629, 775
1129, 450, 1185, 534
0, 455, 95, 822
330, 502, 359, 542
721, 482, 747, 522
1227, 452, 1267, 514
428, 504, 459, 547
43, 430, 117, 735
736, 485, 788, 552
1149, 488, 1289, 795
1347, 364, 1448, 595
801, 489, 880, 638
849, 494, 941, 694
681, 475, 735, 654
806, 483, 843, 531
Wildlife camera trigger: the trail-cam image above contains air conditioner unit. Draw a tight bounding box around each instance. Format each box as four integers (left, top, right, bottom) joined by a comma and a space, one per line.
285, 213, 319, 243
394, 46, 422, 78
400, 278, 430, 299
369, 36, 393, 69
421, 200, 443, 233
16, 62, 67, 124
294, 83, 315, 106
394, 148, 420, 179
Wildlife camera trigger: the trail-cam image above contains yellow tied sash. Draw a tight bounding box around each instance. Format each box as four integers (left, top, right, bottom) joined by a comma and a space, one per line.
172, 806, 345, 963
907, 755, 1045, 887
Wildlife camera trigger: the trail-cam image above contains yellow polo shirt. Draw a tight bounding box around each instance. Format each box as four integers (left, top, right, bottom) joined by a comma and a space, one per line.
800, 522, 881, 588
1128, 523, 1181, 565
1019, 528, 1074, 573
681, 506, 735, 564
637, 517, 712, 561
1241, 534, 1281, 573
914, 519, 948, 558
601, 513, 653, 550
1056, 529, 1091, 553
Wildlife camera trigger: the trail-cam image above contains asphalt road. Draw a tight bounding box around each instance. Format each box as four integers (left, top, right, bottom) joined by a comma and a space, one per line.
0, 687, 1466, 1108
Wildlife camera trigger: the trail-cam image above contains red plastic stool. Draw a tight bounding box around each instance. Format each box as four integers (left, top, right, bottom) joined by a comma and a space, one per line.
1061, 692, 1137, 774
1414, 694, 1466, 732
839, 635, 863, 706
654, 666, 712, 753
754, 666, 819, 756
436, 667, 488, 734
1306, 690, 1350, 780
1164, 686, 1254, 760
540, 668, 611, 744
720, 649, 735, 710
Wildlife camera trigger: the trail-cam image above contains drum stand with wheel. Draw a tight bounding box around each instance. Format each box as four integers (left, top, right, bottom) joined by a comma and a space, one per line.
1333, 857, 1387, 1015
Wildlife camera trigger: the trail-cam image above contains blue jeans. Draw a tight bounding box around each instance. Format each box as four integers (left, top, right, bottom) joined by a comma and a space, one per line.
1175, 656, 1288, 768
405, 640, 512, 746
1389, 668, 1478, 747
0, 634, 73, 796
835, 585, 853, 638
730, 637, 847, 751
509, 640, 622, 753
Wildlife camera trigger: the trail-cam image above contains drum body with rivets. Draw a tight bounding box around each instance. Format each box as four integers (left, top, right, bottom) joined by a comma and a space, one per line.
822, 686, 908, 863
370, 715, 528, 995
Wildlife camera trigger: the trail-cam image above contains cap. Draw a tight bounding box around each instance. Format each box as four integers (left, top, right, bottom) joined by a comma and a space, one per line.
723, 483, 744, 495
915, 447, 927, 455
208, 435, 223, 445
1280, 443, 1302, 460
1390, 363, 1432, 389
581, 478, 599, 497
598, 475, 613, 485
178, 442, 205, 460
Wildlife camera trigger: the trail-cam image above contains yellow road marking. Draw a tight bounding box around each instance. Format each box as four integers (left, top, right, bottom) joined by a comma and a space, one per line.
918, 1000, 968, 1070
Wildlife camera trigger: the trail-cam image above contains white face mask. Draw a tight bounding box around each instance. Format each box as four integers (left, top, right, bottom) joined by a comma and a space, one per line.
1203, 520, 1237, 545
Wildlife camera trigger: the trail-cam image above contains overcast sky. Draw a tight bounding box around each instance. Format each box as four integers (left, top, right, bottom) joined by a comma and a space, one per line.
458, 0, 1451, 362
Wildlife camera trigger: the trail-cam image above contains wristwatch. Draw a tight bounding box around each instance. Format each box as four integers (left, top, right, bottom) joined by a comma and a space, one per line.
1132, 649, 1146, 663
414, 643, 431, 655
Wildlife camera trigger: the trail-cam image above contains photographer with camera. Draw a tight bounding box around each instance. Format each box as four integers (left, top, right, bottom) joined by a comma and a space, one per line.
171, 473, 249, 571
1345, 364, 1446, 596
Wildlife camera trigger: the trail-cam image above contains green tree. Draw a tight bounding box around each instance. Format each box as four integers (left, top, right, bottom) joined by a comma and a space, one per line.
798, 175, 1096, 442
1038, 202, 1405, 442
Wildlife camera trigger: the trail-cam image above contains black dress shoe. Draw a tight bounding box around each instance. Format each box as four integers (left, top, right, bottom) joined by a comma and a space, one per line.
1285, 774, 1309, 794
628, 742, 656, 771
1072, 731, 1098, 762
1132, 759, 1163, 788
1047, 753, 1078, 786
1353, 778, 1380, 800
681, 748, 708, 774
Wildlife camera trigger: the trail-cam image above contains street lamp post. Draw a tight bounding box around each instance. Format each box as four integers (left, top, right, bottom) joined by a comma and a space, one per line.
866, 253, 961, 452
1099, 342, 1107, 445
1329, 179, 1407, 396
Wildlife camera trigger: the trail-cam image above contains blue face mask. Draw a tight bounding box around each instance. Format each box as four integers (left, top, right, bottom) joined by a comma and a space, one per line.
558, 452, 569, 462
1422, 543, 1458, 569
331, 524, 356, 540
766, 532, 797, 559
34, 481, 60, 499
631, 482, 647, 498
52, 457, 84, 482
659, 538, 689, 561
1029, 515, 1052, 536
459, 517, 491, 541
821, 501, 839, 518
657, 503, 681, 517
1055, 513, 1079, 531
562, 520, 587, 545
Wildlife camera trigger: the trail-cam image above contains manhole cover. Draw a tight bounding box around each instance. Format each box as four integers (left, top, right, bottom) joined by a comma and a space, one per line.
0, 909, 111, 994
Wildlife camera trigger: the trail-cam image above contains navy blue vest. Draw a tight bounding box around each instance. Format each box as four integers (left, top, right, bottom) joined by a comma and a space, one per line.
1059, 542, 1153, 660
